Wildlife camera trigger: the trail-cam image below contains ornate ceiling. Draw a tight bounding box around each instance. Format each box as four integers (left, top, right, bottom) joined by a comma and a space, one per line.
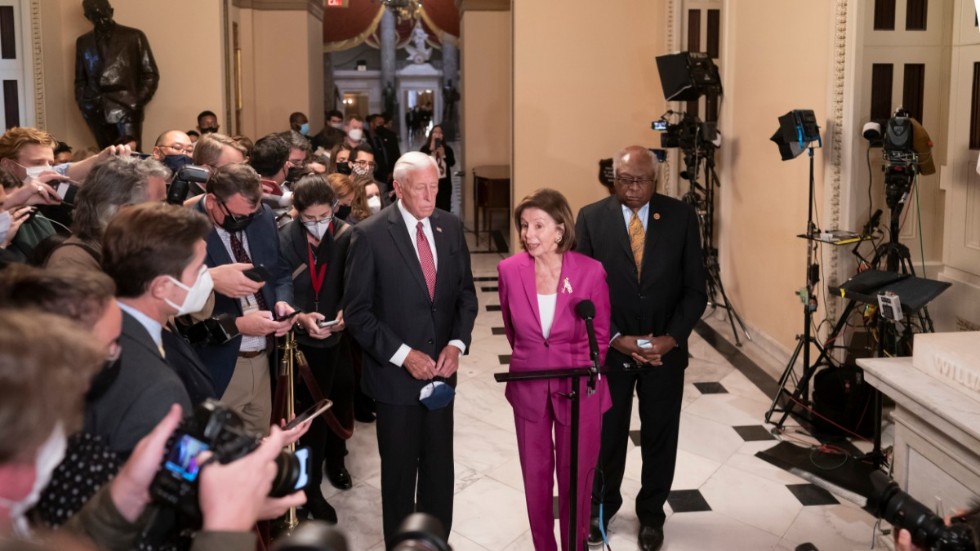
323, 0, 460, 52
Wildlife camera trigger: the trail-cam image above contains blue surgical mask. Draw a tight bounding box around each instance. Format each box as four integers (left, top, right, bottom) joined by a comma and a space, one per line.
299, 123, 310, 136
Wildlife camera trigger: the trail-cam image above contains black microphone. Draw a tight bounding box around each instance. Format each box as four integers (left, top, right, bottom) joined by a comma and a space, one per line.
575, 300, 600, 391
863, 208, 883, 236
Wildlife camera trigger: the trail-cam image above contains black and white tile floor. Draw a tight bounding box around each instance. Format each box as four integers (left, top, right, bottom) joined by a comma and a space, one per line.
320, 247, 881, 550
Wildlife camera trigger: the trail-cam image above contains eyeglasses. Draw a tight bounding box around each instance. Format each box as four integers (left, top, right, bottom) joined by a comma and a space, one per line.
300, 212, 333, 223
353, 160, 377, 168
218, 199, 258, 223
615, 175, 655, 188
163, 143, 193, 154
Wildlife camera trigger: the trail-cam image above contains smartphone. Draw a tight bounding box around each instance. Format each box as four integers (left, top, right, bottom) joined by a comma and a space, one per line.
163, 434, 210, 482
55, 181, 79, 205
274, 310, 301, 322
243, 264, 272, 282
284, 399, 333, 430
317, 319, 340, 328
293, 447, 310, 490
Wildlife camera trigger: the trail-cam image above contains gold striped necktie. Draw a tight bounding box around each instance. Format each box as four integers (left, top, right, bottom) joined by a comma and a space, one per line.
629, 210, 644, 279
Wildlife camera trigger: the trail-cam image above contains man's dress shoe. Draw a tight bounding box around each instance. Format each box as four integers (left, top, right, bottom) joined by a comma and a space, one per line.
638, 525, 664, 551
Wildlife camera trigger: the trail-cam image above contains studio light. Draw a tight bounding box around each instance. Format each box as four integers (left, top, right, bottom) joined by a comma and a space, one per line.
770, 110, 821, 161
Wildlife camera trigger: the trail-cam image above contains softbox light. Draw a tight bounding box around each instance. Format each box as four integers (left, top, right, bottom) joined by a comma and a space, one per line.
771, 110, 821, 161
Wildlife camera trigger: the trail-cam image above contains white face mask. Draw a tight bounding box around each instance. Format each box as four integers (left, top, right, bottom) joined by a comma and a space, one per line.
0, 424, 66, 537
367, 195, 382, 214
17, 162, 52, 182
303, 218, 331, 240
165, 266, 214, 316
347, 128, 363, 142
330, 122, 344, 130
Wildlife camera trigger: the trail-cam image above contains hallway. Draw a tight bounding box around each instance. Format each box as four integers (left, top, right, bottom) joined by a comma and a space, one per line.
323, 248, 879, 551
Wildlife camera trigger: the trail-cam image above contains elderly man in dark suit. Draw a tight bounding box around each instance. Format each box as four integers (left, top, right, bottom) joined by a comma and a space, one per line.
74, 0, 159, 149
344, 151, 478, 545
577, 146, 707, 551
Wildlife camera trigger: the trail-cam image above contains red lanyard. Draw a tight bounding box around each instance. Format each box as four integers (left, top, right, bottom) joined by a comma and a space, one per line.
307, 243, 327, 308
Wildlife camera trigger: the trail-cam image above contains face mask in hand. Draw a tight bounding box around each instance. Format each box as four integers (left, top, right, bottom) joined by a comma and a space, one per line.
0, 424, 67, 538
165, 266, 214, 316
367, 195, 382, 214
303, 218, 332, 240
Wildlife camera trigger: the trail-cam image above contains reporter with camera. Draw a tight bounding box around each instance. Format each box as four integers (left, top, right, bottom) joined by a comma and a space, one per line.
278, 174, 355, 522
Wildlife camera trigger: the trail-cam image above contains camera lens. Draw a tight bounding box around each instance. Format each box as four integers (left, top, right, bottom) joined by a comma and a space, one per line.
268, 450, 302, 498
867, 472, 954, 549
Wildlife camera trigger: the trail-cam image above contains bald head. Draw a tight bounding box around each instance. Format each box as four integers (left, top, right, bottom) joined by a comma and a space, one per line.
152, 130, 193, 160
612, 145, 658, 210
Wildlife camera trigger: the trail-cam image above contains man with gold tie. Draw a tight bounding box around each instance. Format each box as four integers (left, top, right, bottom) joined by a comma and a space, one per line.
576, 146, 707, 551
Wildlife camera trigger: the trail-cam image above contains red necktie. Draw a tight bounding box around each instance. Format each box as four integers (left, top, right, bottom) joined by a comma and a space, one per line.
416, 221, 436, 300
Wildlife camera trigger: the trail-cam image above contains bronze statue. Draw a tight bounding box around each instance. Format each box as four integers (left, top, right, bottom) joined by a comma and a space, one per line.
74, 0, 159, 149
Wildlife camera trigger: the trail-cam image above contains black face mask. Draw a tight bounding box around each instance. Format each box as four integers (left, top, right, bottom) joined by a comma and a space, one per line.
335, 161, 352, 175
163, 154, 193, 173
286, 164, 309, 184
335, 204, 352, 220
200, 127, 218, 135
217, 200, 256, 233
86, 356, 122, 402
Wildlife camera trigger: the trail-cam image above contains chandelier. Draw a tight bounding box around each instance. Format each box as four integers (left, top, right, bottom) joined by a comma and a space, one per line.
381, 0, 423, 22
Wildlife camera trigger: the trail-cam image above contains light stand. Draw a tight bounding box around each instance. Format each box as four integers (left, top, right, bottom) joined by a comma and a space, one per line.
765, 110, 825, 428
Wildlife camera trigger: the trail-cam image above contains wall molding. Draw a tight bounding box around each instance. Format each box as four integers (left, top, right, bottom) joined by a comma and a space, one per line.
29, 0, 44, 129
824, 0, 849, 322
232, 0, 324, 20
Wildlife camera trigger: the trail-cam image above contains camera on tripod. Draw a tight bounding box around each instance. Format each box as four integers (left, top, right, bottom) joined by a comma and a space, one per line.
150, 399, 309, 523
652, 111, 720, 151
166, 164, 210, 205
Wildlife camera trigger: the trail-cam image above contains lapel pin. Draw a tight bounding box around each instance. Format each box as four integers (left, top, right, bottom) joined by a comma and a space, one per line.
562, 277, 573, 294
436, 226, 443, 233
653, 213, 661, 221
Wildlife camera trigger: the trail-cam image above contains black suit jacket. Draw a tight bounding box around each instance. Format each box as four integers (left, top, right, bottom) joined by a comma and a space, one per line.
193, 201, 294, 396
575, 194, 707, 370
344, 202, 478, 405
85, 311, 192, 454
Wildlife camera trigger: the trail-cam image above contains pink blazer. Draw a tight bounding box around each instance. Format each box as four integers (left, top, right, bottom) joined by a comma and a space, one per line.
497, 250, 611, 423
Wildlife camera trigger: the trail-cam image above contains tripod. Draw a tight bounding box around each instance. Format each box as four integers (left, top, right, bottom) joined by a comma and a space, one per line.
679, 137, 750, 346
765, 165, 932, 439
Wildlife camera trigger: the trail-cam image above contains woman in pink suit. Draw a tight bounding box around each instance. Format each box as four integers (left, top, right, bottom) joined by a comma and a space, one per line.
497, 188, 611, 551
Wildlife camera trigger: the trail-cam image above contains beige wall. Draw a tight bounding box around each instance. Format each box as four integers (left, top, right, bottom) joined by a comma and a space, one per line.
240, 8, 324, 138
460, 8, 511, 226
40, 1, 226, 150
717, 0, 835, 353
512, 0, 666, 246
38, 1, 323, 151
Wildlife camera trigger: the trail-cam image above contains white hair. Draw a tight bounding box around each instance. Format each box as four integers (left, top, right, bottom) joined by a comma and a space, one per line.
393, 151, 439, 184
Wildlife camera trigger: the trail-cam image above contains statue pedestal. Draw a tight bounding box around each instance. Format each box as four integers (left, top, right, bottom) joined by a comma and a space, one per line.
858, 332, 980, 513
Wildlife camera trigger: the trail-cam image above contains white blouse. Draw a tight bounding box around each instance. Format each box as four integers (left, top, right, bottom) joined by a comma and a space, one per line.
537, 293, 557, 339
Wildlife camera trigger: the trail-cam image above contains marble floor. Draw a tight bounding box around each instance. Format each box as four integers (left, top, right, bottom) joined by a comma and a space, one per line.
319, 247, 886, 551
